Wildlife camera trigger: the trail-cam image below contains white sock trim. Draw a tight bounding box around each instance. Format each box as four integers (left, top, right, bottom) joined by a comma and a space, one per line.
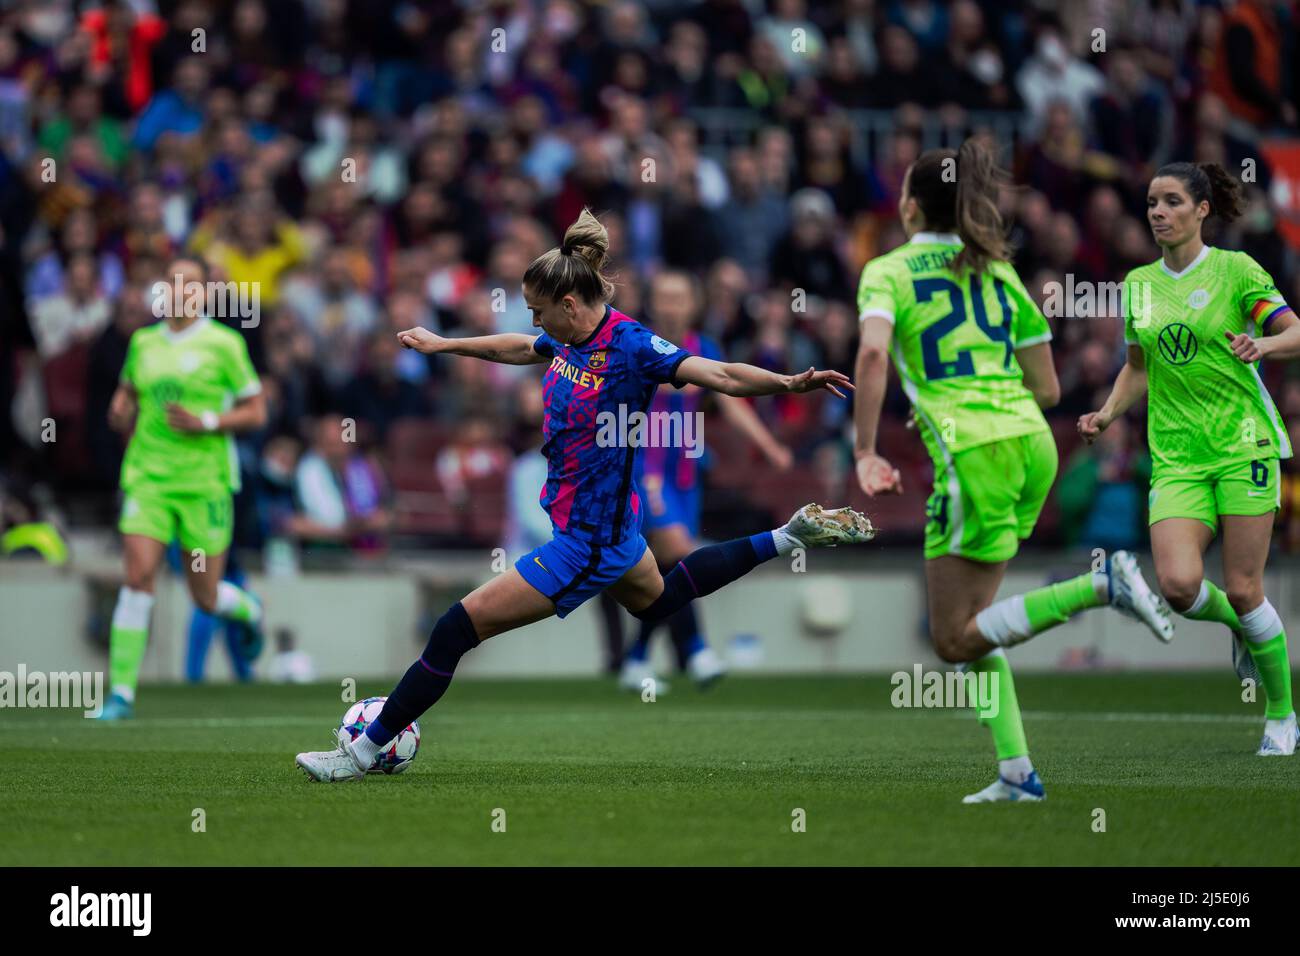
771, 527, 801, 556
999, 755, 1034, 785
111, 683, 135, 704
215, 581, 262, 622
975, 595, 1032, 647
1186, 580, 1211, 616
349, 733, 380, 769
1239, 599, 1284, 644
112, 587, 155, 630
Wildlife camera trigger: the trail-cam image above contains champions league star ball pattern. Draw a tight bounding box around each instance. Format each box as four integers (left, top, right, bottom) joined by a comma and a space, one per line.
337, 697, 420, 774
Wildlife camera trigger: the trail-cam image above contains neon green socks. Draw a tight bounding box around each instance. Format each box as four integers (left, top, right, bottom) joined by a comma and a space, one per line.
1238, 600, 1294, 719
1182, 580, 1241, 630
1023, 573, 1107, 632
108, 587, 155, 702
975, 571, 1107, 647
214, 580, 262, 625
968, 650, 1028, 761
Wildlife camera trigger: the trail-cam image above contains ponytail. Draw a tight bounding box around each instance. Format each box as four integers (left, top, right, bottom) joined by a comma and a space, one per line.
907, 140, 1011, 275
952, 139, 1011, 275
524, 207, 616, 304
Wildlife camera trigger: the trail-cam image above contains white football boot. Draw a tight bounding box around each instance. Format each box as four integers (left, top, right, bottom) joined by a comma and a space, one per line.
1231, 630, 1261, 685
782, 504, 876, 548
1106, 550, 1174, 643
686, 646, 727, 688
1257, 712, 1298, 757
296, 738, 368, 782
962, 771, 1046, 804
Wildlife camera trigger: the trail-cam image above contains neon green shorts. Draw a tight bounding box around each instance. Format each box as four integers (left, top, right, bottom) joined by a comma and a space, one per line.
118, 486, 234, 555
925, 429, 1058, 563
1148, 458, 1280, 533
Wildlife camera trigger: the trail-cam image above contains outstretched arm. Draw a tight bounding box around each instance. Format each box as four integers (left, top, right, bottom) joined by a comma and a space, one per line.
1078, 345, 1147, 443
674, 355, 852, 398
397, 328, 550, 365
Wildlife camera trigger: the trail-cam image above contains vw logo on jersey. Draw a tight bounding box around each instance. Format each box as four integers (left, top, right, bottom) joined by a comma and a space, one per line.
152, 378, 185, 405
179, 352, 202, 373
1187, 288, 1210, 309
1157, 323, 1198, 365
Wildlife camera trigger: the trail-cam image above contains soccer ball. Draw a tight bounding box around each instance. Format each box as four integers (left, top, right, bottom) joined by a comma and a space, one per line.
337, 696, 421, 775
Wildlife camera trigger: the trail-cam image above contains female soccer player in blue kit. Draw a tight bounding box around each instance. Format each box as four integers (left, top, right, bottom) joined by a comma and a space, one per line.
296, 209, 875, 781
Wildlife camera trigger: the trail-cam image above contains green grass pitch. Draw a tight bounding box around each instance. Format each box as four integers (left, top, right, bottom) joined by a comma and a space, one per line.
3, 673, 1296, 866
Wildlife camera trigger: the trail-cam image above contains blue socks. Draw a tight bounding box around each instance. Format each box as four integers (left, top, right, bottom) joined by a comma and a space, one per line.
368, 601, 480, 746
368, 532, 778, 745
629, 603, 705, 668
630, 533, 776, 623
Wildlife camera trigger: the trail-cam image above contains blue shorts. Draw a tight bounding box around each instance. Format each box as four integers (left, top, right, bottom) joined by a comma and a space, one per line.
637, 478, 701, 537
516, 531, 649, 619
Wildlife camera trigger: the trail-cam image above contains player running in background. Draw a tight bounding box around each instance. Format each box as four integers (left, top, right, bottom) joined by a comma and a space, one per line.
620, 269, 793, 692
176, 543, 258, 683
1079, 162, 1300, 756
98, 257, 268, 719
296, 209, 875, 781
854, 140, 1172, 803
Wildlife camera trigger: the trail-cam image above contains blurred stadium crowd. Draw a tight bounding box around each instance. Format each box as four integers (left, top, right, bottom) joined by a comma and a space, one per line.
2, 0, 1300, 561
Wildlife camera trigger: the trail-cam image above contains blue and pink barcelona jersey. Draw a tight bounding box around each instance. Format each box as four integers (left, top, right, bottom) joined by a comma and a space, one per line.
636, 331, 723, 494
531, 305, 693, 546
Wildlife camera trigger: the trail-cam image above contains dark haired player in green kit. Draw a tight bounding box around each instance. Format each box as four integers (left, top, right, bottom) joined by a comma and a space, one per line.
1081, 162, 1299, 756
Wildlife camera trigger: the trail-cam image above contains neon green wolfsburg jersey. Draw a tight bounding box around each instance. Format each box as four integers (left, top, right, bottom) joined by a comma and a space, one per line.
857, 232, 1051, 460
120, 318, 260, 495
1123, 246, 1293, 474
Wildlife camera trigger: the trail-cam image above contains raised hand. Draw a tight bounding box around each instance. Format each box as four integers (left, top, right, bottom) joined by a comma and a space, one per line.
1224, 330, 1265, 363
788, 366, 854, 399
396, 327, 445, 355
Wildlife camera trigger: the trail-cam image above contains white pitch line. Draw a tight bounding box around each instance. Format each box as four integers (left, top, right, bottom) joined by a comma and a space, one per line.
0, 709, 1262, 730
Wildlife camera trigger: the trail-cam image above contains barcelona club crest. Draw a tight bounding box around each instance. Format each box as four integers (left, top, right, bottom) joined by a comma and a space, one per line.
588, 350, 607, 370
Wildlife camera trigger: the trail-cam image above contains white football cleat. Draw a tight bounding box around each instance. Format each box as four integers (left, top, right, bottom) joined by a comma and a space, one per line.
1231, 630, 1261, 684
783, 503, 876, 548
296, 739, 368, 782
618, 659, 669, 695
1257, 712, 1297, 756
686, 646, 727, 688
961, 771, 1046, 804
1107, 550, 1174, 643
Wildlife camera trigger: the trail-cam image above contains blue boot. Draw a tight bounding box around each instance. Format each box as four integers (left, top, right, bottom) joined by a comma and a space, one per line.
96, 693, 134, 721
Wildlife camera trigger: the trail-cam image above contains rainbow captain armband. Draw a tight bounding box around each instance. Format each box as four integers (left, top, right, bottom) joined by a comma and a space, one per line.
1252, 298, 1294, 333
